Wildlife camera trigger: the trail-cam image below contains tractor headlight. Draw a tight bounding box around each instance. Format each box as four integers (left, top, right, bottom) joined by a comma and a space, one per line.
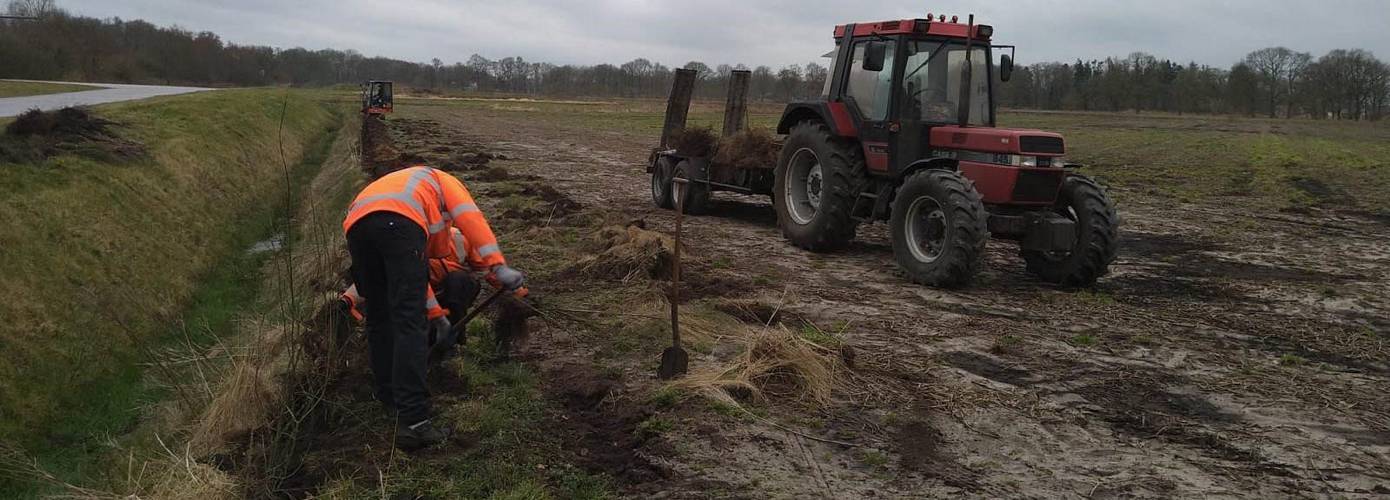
989, 154, 1062, 167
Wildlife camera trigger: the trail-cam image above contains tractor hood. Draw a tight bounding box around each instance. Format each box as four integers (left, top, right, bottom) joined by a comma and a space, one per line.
929, 126, 1066, 156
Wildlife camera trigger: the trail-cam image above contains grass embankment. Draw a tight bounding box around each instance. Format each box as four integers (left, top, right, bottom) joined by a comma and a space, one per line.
0, 88, 336, 494
0, 80, 99, 98
404, 96, 1390, 213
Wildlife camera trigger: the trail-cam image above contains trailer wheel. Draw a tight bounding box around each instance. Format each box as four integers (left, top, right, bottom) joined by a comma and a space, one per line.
672, 159, 711, 215
774, 121, 865, 251
651, 156, 675, 209
890, 169, 988, 288
1021, 175, 1119, 287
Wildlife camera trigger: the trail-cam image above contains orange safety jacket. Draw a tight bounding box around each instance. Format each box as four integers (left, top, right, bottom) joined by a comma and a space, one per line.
344, 166, 506, 320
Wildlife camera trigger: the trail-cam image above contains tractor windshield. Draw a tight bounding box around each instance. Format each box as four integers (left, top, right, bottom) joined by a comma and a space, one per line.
900, 41, 989, 126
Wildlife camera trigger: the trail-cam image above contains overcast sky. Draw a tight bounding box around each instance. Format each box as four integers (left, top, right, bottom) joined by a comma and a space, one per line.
61, 0, 1390, 68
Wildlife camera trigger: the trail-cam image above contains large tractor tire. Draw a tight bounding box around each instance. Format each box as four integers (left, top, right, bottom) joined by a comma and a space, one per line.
672, 159, 711, 215
773, 121, 866, 251
651, 156, 675, 209
1022, 175, 1119, 287
890, 169, 989, 288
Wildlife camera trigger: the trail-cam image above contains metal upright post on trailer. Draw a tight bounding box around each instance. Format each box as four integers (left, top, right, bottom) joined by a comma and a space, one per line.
660, 69, 697, 150
722, 70, 751, 137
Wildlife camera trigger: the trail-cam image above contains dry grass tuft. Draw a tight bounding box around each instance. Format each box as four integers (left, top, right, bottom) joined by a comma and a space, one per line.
677, 324, 849, 410
0, 439, 239, 500
572, 221, 676, 281
184, 319, 304, 457
712, 128, 781, 170
673, 125, 718, 158
186, 358, 279, 456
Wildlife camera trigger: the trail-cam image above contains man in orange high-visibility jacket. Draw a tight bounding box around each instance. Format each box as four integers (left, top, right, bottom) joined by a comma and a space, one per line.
343, 165, 524, 450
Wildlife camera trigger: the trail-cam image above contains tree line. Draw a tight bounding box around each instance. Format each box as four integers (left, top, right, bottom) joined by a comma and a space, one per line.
998, 48, 1390, 120
4, 0, 1387, 120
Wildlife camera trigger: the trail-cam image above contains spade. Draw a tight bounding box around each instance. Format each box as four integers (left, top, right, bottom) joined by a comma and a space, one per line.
658, 177, 690, 379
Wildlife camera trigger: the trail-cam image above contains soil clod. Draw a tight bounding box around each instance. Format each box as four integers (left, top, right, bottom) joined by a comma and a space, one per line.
1, 106, 146, 163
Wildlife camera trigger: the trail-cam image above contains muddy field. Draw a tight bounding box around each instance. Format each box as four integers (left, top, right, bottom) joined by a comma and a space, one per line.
296, 100, 1390, 499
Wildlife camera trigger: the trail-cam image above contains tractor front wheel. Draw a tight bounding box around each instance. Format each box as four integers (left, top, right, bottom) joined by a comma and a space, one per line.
773, 121, 866, 251
651, 156, 675, 209
890, 169, 989, 288
1021, 175, 1119, 287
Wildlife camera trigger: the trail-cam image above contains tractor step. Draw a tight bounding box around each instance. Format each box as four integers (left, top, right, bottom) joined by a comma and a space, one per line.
850, 191, 878, 222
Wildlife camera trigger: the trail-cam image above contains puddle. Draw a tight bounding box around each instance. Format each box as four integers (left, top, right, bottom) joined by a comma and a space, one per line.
248, 233, 284, 254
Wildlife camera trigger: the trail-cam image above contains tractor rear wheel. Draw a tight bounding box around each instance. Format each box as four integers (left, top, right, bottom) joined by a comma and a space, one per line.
651, 156, 675, 209
890, 169, 989, 288
773, 121, 865, 251
1021, 175, 1119, 287
672, 159, 711, 215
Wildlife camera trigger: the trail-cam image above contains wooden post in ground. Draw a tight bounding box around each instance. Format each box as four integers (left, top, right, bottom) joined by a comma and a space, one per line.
722, 70, 751, 137
660, 69, 698, 150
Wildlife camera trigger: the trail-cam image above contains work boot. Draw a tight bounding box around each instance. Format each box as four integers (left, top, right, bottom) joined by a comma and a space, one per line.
396, 419, 450, 451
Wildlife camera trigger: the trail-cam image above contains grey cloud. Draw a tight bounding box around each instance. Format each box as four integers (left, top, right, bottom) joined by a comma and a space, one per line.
62, 0, 1390, 68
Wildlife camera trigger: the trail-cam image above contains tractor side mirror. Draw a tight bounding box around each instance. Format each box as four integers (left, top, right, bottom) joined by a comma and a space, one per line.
862, 42, 887, 72
1000, 54, 1014, 82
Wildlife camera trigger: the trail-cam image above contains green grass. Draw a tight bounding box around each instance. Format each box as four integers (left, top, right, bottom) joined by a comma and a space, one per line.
635, 416, 674, 439
648, 386, 685, 409
0, 80, 99, 98
990, 334, 1022, 353
798, 322, 843, 348
369, 331, 614, 499
859, 449, 890, 468
0, 89, 337, 495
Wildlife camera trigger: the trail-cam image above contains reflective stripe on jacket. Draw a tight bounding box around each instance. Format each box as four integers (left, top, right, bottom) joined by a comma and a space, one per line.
428, 228, 469, 284
343, 166, 507, 270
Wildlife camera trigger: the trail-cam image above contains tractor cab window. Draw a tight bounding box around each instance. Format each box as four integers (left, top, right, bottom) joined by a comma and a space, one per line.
370, 83, 391, 107
900, 41, 989, 125
845, 41, 896, 121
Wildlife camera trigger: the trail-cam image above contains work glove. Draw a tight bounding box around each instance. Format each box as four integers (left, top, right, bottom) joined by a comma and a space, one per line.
489, 265, 525, 291
429, 316, 457, 347
428, 316, 459, 363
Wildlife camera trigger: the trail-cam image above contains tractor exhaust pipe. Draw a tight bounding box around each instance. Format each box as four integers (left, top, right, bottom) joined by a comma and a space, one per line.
957, 14, 975, 128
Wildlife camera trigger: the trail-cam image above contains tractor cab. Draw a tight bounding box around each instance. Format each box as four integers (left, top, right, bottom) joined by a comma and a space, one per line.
781, 16, 1067, 204
362, 80, 393, 115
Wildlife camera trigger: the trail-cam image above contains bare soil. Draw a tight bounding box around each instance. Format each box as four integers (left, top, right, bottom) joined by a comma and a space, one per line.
310, 106, 1390, 498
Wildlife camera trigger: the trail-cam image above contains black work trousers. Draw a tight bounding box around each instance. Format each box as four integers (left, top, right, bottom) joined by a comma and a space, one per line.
346, 211, 432, 424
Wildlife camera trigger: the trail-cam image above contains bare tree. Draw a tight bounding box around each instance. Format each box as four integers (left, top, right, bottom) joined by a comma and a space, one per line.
6, 0, 58, 17
1243, 47, 1301, 118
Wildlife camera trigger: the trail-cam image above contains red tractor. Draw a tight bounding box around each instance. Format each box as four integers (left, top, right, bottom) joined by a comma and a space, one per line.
361, 80, 394, 116
649, 14, 1119, 287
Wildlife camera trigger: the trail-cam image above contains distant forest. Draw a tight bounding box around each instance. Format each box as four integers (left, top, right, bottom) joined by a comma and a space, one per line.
3, 0, 1388, 120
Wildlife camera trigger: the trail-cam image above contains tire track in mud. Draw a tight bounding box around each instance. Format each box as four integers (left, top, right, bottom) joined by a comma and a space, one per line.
408, 105, 1390, 498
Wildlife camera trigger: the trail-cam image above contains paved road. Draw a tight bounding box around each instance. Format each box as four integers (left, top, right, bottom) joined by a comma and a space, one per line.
0, 80, 212, 117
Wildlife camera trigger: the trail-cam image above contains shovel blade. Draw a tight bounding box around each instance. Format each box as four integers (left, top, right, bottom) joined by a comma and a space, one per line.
657, 346, 689, 379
